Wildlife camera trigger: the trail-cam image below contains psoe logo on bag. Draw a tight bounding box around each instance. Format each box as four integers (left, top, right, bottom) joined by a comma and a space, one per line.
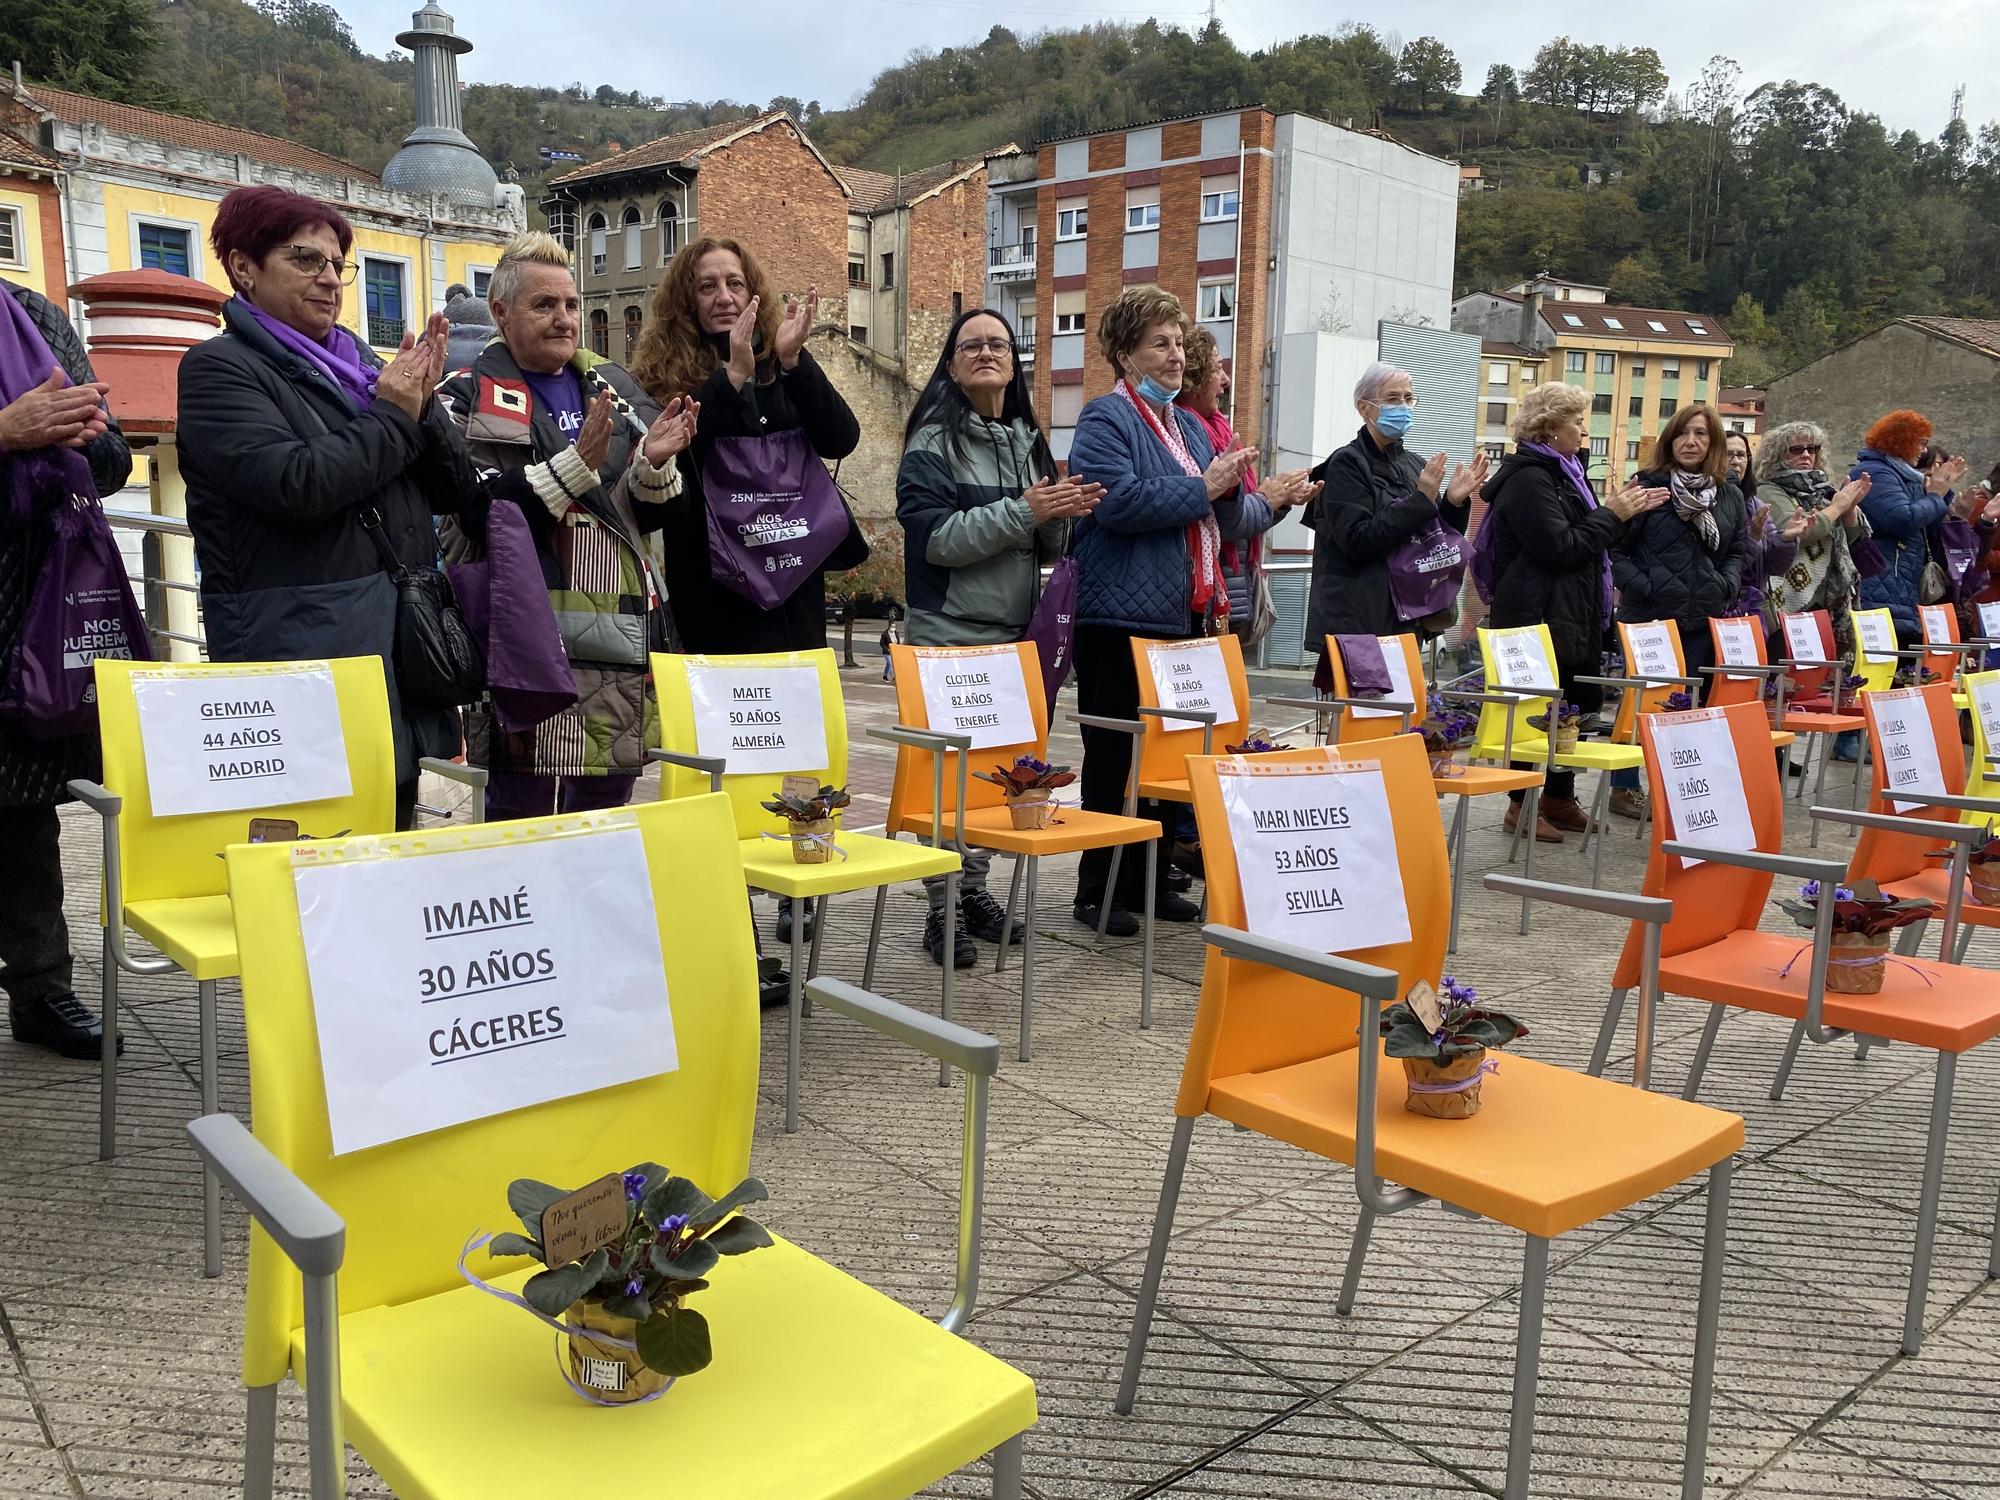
738, 514, 810, 546
761, 551, 804, 574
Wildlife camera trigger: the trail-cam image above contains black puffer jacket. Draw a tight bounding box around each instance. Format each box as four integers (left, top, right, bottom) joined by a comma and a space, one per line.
1304, 425, 1468, 641
1611, 471, 1749, 630
1483, 449, 1624, 686
177, 300, 490, 780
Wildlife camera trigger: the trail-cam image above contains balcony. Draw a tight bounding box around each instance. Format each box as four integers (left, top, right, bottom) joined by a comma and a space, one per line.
367, 316, 406, 348
1015, 337, 1036, 363
988, 242, 1037, 280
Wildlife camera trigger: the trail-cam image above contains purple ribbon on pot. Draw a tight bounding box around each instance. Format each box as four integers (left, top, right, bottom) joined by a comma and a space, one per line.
456, 1232, 675, 1408
760, 828, 849, 859
1407, 1057, 1499, 1094
1773, 945, 1935, 987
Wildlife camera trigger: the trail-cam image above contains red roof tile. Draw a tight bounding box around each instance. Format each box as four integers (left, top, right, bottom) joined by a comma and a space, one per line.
28, 84, 375, 181
0, 126, 57, 171
1540, 301, 1732, 347
548, 113, 778, 186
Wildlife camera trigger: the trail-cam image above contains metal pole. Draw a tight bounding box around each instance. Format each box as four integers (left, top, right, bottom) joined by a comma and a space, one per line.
1504, 1235, 1550, 1500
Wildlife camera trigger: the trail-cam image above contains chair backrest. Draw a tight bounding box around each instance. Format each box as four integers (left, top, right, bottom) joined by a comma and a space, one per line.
1320, 632, 1427, 745
1917, 603, 1962, 682
1612, 620, 1685, 744
94, 656, 398, 907
651, 648, 849, 840
1848, 681, 1964, 886
1706, 614, 1769, 708
886, 641, 1049, 826
1473, 624, 1562, 751
1776, 609, 1838, 700
1612, 700, 1786, 988
1852, 607, 1902, 695
1130, 632, 1250, 776
1962, 667, 2000, 816
1176, 735, 1447, 1115
225, 795, 758, 1387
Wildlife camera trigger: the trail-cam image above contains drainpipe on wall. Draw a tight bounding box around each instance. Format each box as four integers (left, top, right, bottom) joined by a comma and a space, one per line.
1229, 139, 1245, 431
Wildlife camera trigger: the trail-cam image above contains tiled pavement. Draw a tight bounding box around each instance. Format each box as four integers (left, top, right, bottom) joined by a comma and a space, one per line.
6, 654, 2000, 1498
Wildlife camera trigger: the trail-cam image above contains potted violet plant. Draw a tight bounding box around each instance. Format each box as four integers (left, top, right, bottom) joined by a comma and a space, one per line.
1379, 976, 1528, 1118
1959, 826, 2000, 907
761, 782, 851, 863
975, 755, 1076, 830
1773, 878, 1935, 994
1224, 730, 1295, 755
1421, 693, 1476, 777
1526, 699, 1582, 753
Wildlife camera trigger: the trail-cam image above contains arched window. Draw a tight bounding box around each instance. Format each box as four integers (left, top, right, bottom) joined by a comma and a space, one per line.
621, 204, 642, 271
588, 308, 609, 357
623, 305, 643, 357
586, 212, 607, 276
658, 198, 681, 263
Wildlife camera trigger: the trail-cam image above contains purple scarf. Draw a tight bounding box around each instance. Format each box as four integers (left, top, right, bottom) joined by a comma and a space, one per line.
236, 297, 380, 413
0, 288, 99, 527
1521, 440, 1614, 628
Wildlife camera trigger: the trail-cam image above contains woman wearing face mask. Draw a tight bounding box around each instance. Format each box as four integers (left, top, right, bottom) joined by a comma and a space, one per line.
1304, 362, 1487, 657
896, 308, 1103, 968
1063, 285, 1280, 932
1724, 429, 1806, 631
629, 235, 865, 656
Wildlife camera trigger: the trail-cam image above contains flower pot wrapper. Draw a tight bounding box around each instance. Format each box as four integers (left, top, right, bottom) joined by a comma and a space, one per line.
1772, 878, 1934, 995
1008, 787, 1056, 830
1380, 978, 1523, 1121
1401, 1049, 1496, 1118
1972, 864, 2000, 908
759, 782, 853, 863
976, 755, 1077, 826
565, 1300, 673, 1404
790, 816, 837, 863
1554, 723, 1579, 752
1825, 931, 1891, 994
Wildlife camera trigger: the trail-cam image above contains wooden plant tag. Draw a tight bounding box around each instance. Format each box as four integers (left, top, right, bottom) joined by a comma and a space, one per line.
1406, 980, 1444, 1035
540, 1173, 627, 1267
247, 818, 300, 844
781, 774, 819, 803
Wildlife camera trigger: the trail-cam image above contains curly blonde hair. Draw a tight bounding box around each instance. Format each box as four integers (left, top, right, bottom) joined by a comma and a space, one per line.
1512, 380, 1589, 445
629, 236, 782, 401
1180, 325, 1220, 394
1096, 284, 1188, 374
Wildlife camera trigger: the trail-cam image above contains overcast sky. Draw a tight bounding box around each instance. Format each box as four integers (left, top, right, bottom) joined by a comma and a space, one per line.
345, 0, 1992, 141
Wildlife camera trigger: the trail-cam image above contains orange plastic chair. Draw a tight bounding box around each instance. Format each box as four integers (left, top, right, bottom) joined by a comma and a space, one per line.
1114, 736, 1742, 1500
886, 641, 1161, 1059
1916, 602, 1982, 694
1590, 696, 2000, 1355
1766, 609, 1870, 835
1126, 632, 1250, 804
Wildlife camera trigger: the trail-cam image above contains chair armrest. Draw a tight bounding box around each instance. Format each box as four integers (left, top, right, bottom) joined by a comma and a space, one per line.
1660, 840, 1846, 881
867, 723, 973, 753
1698, 663, 1786, 679
418, 757, 487, 823
865, 726, 970, 852
63, 779, 176, 977
1576, 672, 1703, 691
187, 1113, 344, 1277
646, 747, 725, 795
1201, 923, 1401, 997
1438, 689, 1532, 706
1067, 712, 1144, 735
1872, 791, 2000, 821
1137, 704, 1216, 726
1482, 874, 1671, 925
804, 978, 998, 1332
1924, 641, 1984, 656
1315, 695, 1417, 716
66, 777, 119, 816
1809, 804, 1988, 840
1264, 695, 1342, 715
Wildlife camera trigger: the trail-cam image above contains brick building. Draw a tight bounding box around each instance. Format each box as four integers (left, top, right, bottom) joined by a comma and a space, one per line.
841, 158, 990, 372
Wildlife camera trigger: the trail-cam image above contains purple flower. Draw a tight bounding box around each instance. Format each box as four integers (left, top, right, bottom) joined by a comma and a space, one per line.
1836, 886, 1855, 902
624, 1275, 644, 1297
1663, 691, 1694, 712
622, 1171, 648, 1202
660, 1213, 689, 1234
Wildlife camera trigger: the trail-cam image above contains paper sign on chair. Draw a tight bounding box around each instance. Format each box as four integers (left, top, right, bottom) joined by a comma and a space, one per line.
1856, 612, 1898, 664
294, 823, 675, 1156
133, 665, 351, 817
1869, 688, 1947, 813
1782, 613, 1829, 665
1650, 708, 1755, 868
1489, 630, 1560, 694
1351, 637, 1418, 720
686, 662, 828, 775
1144, 637, 1231, 732
913, 644, 1036, 749
1714, 619, 1761, 679
1624, 621, 1678, 683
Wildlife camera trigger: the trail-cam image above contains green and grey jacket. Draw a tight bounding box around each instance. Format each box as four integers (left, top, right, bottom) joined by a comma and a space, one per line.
435, 344, 678, 777
895, 414, 1068, 646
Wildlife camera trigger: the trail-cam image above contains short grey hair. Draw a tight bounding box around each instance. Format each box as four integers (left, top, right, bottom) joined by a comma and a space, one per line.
488, 230, 573, 309
1354, 362, 1412, 405
1755, 420, 1830, 482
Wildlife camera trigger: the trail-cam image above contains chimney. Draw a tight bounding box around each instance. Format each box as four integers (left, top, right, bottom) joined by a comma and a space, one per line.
1519, 269, 1549, 349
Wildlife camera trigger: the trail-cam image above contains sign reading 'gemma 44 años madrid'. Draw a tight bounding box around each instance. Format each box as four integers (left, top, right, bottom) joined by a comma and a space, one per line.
132, 665, 351, 817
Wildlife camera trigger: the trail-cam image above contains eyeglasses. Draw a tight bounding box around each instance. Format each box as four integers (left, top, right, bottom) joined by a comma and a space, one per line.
278, 245, 359, 284
1368, 394, 1420, 408
954, 337, 1014, 358
1786, 443, 1823, 457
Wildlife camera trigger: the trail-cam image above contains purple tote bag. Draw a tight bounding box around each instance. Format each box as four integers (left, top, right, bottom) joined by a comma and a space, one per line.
1386, 518, 1467, 622
1939, 517, 1986, 602
700, 431, 849, 609
1023, 553, 1078, 706
4, 496, 151, 739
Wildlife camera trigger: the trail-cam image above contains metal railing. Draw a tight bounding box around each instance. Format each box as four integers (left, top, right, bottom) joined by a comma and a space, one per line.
106, 509, 205, 657
988, 242, 1036, 275
367, 316, 406, 348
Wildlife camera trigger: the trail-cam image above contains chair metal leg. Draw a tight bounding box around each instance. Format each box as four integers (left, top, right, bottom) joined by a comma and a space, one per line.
1097, 845, 1125, 939
1988, 1177, 2000, 1281
1683, 1006, 1726, 1101
1139, 841, 1156, 1030
862, 886, 888, 991
1681, 1155, 1733, 1500
1587, 773, 1611, 890
940, 869, 958, 1088
995, 855, 1025, 975
1504, 1235, 1551, 1500
199, 978, 221, 1280
1115, 1115, 1197, 1415
243, 1383, 278, 1500
1447, 797, 1470, 954
1769, 1020, 1807, 1102
1895, 919, 1928, 958
1587, 988, 1627, 1078
1018, 858, 1037, 1063
1336, 1204, 1376, 1316
1953, 921, 1974, 966
785, 916, 806, 1134
806, 897, 826, 982
990, 1433, 1024, 1499
99, 929, 119, 1161
1519, 787, 1540, 936
1902, 1051, 1958, 1355
302, 1271, 343, 1500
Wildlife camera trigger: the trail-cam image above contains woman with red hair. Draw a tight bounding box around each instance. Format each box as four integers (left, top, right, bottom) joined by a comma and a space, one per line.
1853, 409, 1967, 640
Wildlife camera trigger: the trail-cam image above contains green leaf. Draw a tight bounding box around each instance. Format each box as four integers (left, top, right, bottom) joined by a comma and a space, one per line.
632, 1305, 712, 1377
702, 1215, 773, 1256
689, 1176, 769, 1231
641, 1175, 713, 1227
650, 1237, 719, 1281
506, 1178, 567, 1240
520, 1247, 609, 1318
602, 1292, 654, 1322
1381, 1021, 1440, 1058
485, 1232, 541, 1261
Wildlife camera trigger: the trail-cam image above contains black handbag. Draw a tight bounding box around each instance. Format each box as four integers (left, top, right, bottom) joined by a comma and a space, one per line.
359, 507, 485, 706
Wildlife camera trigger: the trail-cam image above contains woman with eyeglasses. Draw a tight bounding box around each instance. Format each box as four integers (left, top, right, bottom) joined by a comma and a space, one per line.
1758, 421, 1872, 661
178, 185, 489, 828
896, 307, 1102, 967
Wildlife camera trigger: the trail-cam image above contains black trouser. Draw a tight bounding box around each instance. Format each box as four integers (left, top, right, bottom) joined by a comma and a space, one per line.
0, 805, 74, 1007
1074, 619, 1194, 910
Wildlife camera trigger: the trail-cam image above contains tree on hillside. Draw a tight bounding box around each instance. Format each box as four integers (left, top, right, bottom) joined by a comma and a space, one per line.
1523, 37, 1581, 109
1397, 37, 1461, 113
5, 0, 203, 112
1479, 63, 1520, 128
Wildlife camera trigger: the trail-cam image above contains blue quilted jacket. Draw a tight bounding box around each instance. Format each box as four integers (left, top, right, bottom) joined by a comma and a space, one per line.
1066, 391, 1273, 632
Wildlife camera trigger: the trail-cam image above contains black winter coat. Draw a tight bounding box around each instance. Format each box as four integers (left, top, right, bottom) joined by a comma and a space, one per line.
660, 344, 867, 654
177, 300, 489, 780
1483, 449, 1624, 688
1610, 472, 1749, 631
1304, 426, 1467, 642
0, 281, 132, 808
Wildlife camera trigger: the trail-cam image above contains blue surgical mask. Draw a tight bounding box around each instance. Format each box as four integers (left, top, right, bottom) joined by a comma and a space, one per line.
1372, 402, 1416, 439
1135, 373, 1180, 406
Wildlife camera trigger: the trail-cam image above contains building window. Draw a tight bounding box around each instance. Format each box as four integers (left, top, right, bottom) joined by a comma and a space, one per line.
1485, 401, 1509, 425
587, 213, 607, 277
1565, 351, 1586, 373
0, 206, 24, 268
1485, 443, 1506, 461
1659, 398, 1677, 418
362, 257, 406, 346
847, 257, 866, 288
1016, 313, 1036, 360
657, 200, 681, 263
1053, 289, 1085, 334
1591, 392, 1612, 415
1200, 187, 1239, 221
622, 206, 642, 271
1594, 352, 1615, 374
1487, 362, 1509, 386
1630, 359, 1646, 379
1589, 437, 1609, 460
1196, 279, 1234, 322
1126, 203, 1161, 231
137, 221, 193, 276
548, 203, 577, 252
849, 325, 868, 343
1686, 320, 1708, 336
588, 308, 609, 357
1647, 320, 1669, 333
623, 305, 642, 357
1626, 440, 1642, 461
1628, 395, 1643, 418
880, 252, 895, 290
1696, 359, 1711, 380
1051, 385, 1084, 427
1602, 316, 1624, 330
1056, 203, 1087, 240
1562, 313, 1583, 327
470, 268, 492, 299
1662, 358, 1681, 379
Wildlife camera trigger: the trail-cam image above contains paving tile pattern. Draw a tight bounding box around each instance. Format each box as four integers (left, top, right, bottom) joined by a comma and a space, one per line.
5, 661, 1998, 1497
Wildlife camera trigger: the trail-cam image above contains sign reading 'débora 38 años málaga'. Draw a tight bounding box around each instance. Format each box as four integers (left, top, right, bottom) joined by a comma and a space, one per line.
294, 822, 675, 1156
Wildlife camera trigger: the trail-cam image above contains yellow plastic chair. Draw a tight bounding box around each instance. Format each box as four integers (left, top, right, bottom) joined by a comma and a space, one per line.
189, 796, 1034, 1500
1114, 736, 1743, 1500
1961, 666, 2000, 817
1850, 606, 1903, 696
650, 648, 960, 1133
68, 655, 483, 1277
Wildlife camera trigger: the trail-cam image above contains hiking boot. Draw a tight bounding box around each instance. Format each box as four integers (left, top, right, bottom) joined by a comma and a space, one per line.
1504, 801, 1565, 844
1072, 902, 1140, 937
1153, 888, 1201, 923
1542, 795, 1595, 833
1608, 787, 1649, 821
756, 957, 792, 1010
9, 995, 122, 1060
1170, 840, 1205, 879
961, 887, 1021, 945
924, 904, 977, 968
773, 896, 816, 944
